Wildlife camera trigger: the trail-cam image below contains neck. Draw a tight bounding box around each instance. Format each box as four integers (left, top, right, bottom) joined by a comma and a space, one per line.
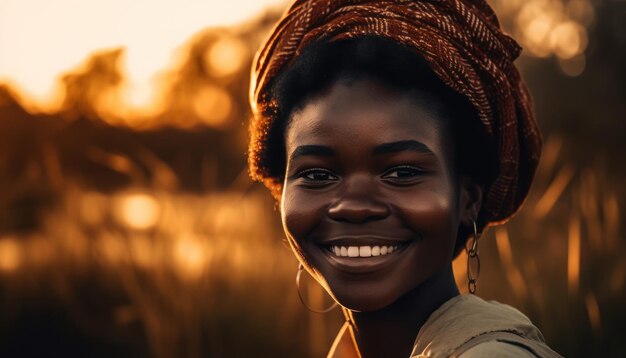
345, 264, 459, 358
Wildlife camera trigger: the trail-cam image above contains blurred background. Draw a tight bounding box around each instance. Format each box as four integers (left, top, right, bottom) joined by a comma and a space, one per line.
0, 0, 624, 356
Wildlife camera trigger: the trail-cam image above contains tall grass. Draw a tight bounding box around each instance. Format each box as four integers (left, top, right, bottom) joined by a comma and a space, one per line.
0, 135, 623, 357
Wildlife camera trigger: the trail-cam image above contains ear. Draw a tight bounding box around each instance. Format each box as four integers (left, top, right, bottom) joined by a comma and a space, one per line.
458, 176, 483, 227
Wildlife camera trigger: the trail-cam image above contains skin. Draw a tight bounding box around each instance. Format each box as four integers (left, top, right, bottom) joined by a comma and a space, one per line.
280, 78, 482, 358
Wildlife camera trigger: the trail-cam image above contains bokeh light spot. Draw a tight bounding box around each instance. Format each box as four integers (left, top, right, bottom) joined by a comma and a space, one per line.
550, 21, 587, 59
122, 79, 161, 114
114, 193, 161, 230
524, 15, 554, 57
558, 54, 586, 77
193, 85, 233, 127
0, 238, 22, 272
206, 37, 248, 78
174, 235, 209, 280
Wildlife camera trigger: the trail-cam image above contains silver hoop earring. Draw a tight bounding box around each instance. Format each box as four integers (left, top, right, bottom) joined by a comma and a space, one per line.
295, 263, 338, 313
466, 220, 481, 294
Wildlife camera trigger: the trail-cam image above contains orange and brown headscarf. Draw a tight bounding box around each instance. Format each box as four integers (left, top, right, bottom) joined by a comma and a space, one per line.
248, 0, 541, 226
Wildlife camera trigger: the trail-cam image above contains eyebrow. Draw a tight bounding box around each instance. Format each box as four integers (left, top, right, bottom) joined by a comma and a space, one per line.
288, 140, 435, 162
289, 145, 336, 162
371, 140, 435, 156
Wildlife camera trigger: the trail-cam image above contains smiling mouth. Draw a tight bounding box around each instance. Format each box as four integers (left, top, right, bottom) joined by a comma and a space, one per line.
318, 241, 410, 274
315, 236, 413, 273
324, 244, 406, 258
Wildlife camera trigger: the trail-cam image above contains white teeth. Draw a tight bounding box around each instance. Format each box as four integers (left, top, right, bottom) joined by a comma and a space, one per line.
329, 245, 401, 258
348, 246, 359, 257
359, 246, 372, 257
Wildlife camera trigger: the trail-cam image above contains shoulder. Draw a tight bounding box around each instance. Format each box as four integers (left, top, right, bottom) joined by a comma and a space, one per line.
451, 330, 562, 357
459, 341, 537, 357
410, 294, 561, 358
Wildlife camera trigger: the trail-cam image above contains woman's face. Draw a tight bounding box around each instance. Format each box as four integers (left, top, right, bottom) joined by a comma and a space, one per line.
281, 79, 473, 312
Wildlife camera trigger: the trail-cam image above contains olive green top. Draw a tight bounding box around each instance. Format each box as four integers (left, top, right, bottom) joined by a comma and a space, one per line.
410, 294, 562, 358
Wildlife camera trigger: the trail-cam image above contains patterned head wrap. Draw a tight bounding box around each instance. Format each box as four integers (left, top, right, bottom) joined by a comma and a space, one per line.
248, 0, 541, 226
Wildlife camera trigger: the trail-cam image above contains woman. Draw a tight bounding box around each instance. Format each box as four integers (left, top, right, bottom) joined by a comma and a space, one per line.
248, 0, 561, 357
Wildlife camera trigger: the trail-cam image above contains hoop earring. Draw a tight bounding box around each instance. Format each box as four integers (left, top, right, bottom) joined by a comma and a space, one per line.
295, 263, 338, 313
466, 220, 481, 294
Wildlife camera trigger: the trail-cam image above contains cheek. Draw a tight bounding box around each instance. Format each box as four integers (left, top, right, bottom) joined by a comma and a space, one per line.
396, 189, 459, 246
280, 184, 325, 251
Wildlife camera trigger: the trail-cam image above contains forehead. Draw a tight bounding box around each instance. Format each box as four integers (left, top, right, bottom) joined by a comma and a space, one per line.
285, 79, 449, 154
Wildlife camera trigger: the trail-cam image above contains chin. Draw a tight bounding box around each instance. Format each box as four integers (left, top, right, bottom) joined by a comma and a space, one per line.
331, 283, 403, 312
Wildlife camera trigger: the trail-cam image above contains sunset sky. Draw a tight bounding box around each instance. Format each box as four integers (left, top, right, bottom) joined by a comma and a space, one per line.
0, 0, 287, 109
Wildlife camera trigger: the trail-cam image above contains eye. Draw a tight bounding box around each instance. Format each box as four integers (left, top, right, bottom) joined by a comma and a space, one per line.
296, 168, 339, 185
382, 165, 426, 183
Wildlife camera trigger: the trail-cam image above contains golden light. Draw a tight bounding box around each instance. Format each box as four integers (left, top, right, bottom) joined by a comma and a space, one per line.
516, 1, 561, 58
174, 234, 210, 280
585, 293, 602, 333
535, 136, 563, 182
0, 237, 22, 272
558, 54, 586, 77
579, 170, 603, 251
534, 164, 575, 219
603, 193, 620, 248
87, 148, 143, 179
129, 235, 155, 268
0, 0, 288, 112
119, 77, 165, 118
452, 251, 468, 293
568, 214, 581, 296
550, 21, 587, 59
523, 15, 555, 57
114, 192, 161, 230
206, 37, 249, 78
79, 191, 108, 226
96, 233, 126, 265
516, 1, 549, 29
489, 0, 524, 17
511, 0, 593, 61
193, 85, 233, 127
495, 228, 528, 300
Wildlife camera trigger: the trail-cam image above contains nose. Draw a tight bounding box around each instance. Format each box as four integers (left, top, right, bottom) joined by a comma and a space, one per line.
327, 175, 389, 223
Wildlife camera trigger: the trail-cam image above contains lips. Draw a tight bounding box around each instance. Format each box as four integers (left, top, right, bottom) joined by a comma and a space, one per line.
315, 235, 412, 274
317, 235, 411, 247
